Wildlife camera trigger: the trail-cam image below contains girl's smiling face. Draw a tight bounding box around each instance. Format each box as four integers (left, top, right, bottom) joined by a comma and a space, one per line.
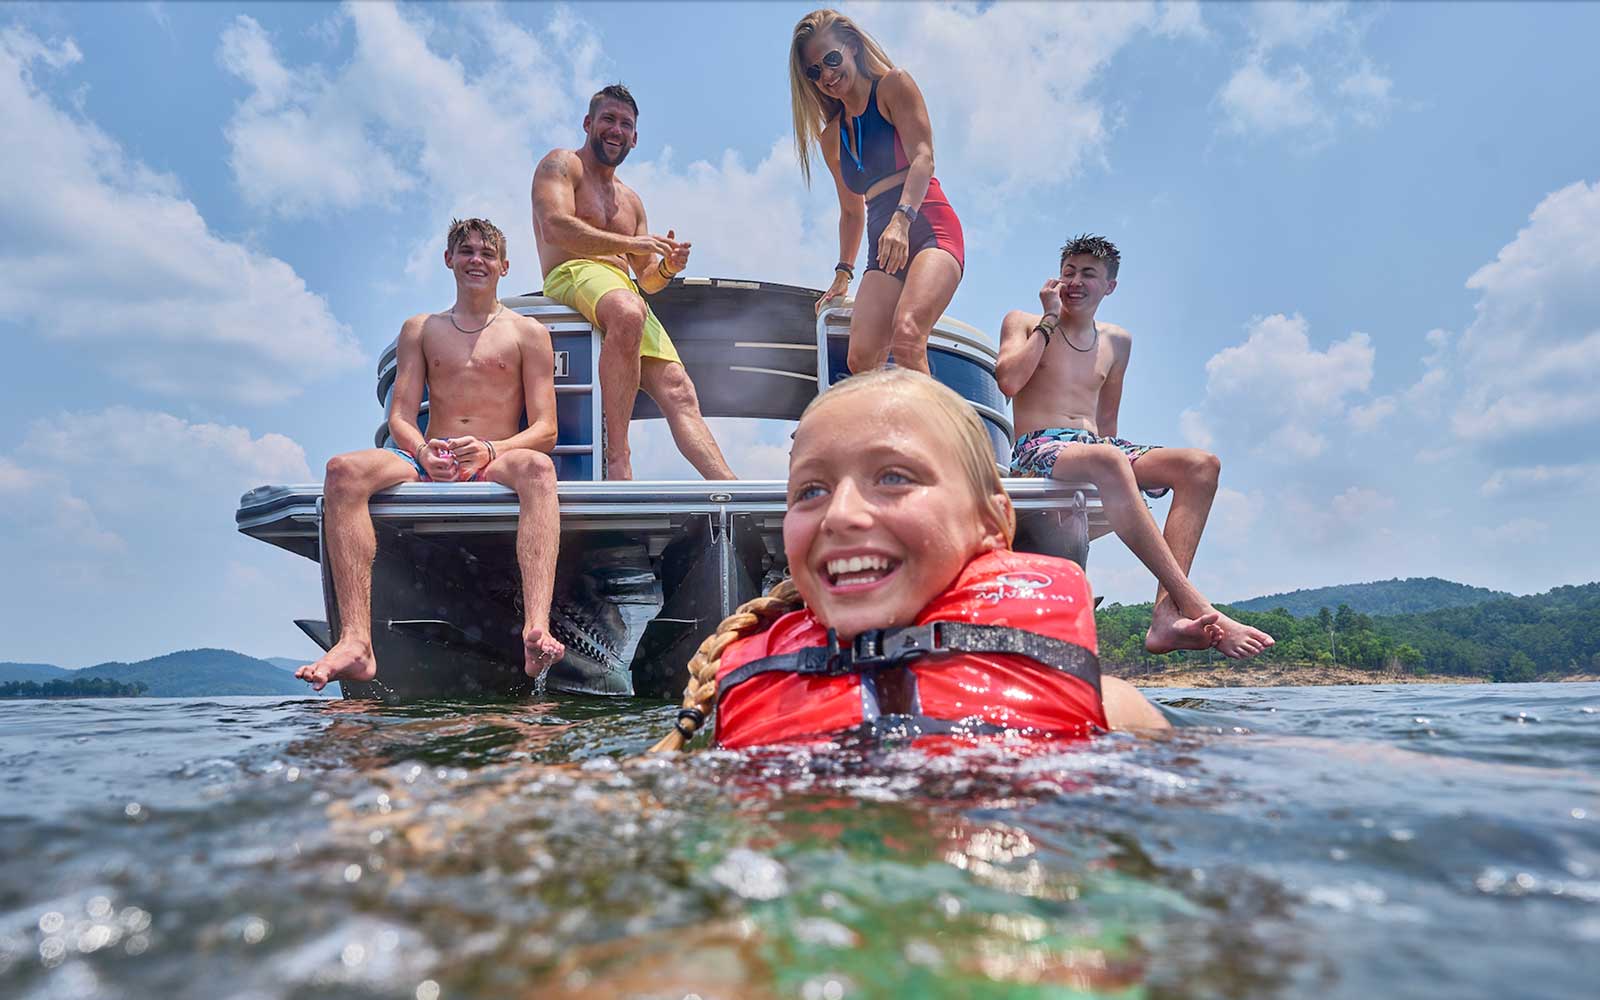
784, 387, 1009, 641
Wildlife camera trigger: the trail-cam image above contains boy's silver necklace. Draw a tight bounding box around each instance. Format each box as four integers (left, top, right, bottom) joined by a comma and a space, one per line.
450, 303, 503, 334
1062, 321, 1098, 353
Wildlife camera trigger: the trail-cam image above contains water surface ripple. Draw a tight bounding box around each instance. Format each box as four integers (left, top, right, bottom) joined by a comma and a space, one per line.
2, 683, 1596, 998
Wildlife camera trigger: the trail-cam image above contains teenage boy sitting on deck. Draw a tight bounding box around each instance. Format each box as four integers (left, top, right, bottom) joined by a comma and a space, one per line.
295, 217, 566, 691
994, 234, 1274, 659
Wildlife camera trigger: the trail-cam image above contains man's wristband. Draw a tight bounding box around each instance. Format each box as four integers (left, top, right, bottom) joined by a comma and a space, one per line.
486, 440, 497, 463
835, 262, 854, 279
657, 260, 680, 281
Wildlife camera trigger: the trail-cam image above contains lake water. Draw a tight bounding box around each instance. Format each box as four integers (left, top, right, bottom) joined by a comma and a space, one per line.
2, 683, 1596, 999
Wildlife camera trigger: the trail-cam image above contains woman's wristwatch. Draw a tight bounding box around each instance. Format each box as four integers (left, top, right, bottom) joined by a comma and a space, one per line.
895, 203, 918, 223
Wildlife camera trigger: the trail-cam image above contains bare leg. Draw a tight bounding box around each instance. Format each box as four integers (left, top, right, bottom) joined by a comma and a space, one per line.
1048, 444, 1221, 654
884, 249, 962, 376
295, 449, 418, 690
845, 270, 900, 374
593, 289, 647, 480
1134, 449, 1273, 659
485, 450, 565, 675
639, 359, 735, 480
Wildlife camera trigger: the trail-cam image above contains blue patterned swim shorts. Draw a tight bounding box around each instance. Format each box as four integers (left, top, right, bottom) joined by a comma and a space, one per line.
1009, 427, 1170, 498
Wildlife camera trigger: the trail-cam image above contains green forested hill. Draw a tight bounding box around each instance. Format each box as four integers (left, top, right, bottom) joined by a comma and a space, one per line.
1229, 577, 1513, 617
77, 649, 333, 697
1099, 582, 1600, 681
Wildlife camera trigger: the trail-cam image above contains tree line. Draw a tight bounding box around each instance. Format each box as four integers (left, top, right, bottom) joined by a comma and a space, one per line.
1097, 582, 1600, 682
0, 677, 148, 699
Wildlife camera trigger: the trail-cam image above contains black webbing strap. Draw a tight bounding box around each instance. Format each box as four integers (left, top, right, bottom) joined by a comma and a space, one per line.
716, 621, 1101, 709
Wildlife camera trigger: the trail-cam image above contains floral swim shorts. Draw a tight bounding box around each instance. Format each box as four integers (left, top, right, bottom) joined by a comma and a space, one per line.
1009, 427, 1170, 499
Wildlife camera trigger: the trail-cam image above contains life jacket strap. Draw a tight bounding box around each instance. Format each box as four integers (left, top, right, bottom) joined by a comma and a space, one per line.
716, 621, 1101, 709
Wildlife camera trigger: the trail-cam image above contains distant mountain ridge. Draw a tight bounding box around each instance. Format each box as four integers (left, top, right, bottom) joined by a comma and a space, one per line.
0, 662, 70, 683
1229, 577, 1514, 618
0, 649, 332, 697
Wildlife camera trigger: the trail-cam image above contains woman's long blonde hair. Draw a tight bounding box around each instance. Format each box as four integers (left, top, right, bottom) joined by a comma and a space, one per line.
650, 369, 1015, 752
788, 8, 896, 188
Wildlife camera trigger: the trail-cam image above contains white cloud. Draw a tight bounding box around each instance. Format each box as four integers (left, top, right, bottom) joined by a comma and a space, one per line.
1481, 462, 1600, 498
1219, 58, 1320, 135
0, 410, 322, 665
219, 2, 602, 282
853, 1, 1190, 208
627, 140, 839, 286
1155, 1, 1208, 39
1471, 517, 1549, 548
1217, 2, 1393, 139
1246, 0, 1349, 53
24, 407, 311, 504
0, 26, 360, 403
1453, 179, 1600, 444
1179, 312, 1376, 459
1328, 485, 1394, 522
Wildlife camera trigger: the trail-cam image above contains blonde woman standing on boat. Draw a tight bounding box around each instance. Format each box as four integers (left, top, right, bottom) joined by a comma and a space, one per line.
791, 9, 965, 376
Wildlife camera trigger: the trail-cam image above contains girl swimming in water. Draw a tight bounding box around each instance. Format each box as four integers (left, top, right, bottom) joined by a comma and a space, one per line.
653, 368, 1168, 752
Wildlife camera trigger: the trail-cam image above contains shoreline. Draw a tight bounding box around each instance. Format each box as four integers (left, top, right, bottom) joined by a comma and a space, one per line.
1120, 662, 1478, 684
1116, 664, 1600, 688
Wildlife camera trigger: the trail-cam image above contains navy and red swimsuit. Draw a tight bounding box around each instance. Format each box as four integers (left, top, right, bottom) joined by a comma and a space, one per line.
837, 76, 965, 279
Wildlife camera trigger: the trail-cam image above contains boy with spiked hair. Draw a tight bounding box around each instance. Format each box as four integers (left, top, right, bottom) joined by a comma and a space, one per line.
295, 217, 567, 691
995, 234, 1274, 659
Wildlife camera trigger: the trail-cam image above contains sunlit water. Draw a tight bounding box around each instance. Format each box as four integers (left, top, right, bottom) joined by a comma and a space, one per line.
2, 684, 1596, 999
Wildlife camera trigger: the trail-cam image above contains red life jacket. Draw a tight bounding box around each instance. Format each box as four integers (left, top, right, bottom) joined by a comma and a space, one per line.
714, 550, 1106, 748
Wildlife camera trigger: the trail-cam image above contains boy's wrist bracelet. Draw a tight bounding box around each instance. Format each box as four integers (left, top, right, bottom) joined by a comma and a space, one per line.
1032, 323, 1053, 345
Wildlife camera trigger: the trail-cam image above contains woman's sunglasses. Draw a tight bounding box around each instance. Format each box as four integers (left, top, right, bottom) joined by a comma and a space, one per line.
804, 50, 845, 81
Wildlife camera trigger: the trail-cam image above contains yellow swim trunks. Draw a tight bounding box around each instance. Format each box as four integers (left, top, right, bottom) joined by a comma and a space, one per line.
541, 258, 681, 365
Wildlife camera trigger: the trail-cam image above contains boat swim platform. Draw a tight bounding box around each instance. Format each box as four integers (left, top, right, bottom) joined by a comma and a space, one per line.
236, 278, 1112, 701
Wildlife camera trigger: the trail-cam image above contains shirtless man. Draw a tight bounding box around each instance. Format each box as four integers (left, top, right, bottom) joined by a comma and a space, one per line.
295, 217, 566, 690
531, 83, 734, 481
995, 234, 1274, 659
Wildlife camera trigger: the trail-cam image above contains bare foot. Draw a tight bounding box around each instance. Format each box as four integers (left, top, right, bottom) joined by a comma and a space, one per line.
1145, 599, 1222, 655
294, 639, 377, 692
524, 625, 566, 679
1213, 614, 1275, 660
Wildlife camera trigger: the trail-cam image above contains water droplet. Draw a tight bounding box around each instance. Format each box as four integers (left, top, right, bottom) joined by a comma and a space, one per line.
1515, 872, 1536, 890
1390, 828, 1416, 842
38, 912, 64, 934
125, 934, 149, 956
341, 942, 365, 967
415, 981, 441, 1000
344, 864, 362, 883
87, 897, 112, 920
39, 937, 66, 967
1572, 808, 1588, 820
241, 917, 269, 944
285, 767, 301, 782
124, 802, 142, 818
369, 830, 386, 844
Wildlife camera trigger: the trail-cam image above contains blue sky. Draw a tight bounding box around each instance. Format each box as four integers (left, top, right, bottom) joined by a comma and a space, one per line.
4, 1, 1598, 667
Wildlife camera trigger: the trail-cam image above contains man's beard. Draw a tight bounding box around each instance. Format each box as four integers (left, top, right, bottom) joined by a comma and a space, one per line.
589, 135, 631, 167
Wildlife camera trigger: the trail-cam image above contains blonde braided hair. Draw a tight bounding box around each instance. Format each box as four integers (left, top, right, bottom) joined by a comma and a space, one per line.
649, 577, 806, 752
